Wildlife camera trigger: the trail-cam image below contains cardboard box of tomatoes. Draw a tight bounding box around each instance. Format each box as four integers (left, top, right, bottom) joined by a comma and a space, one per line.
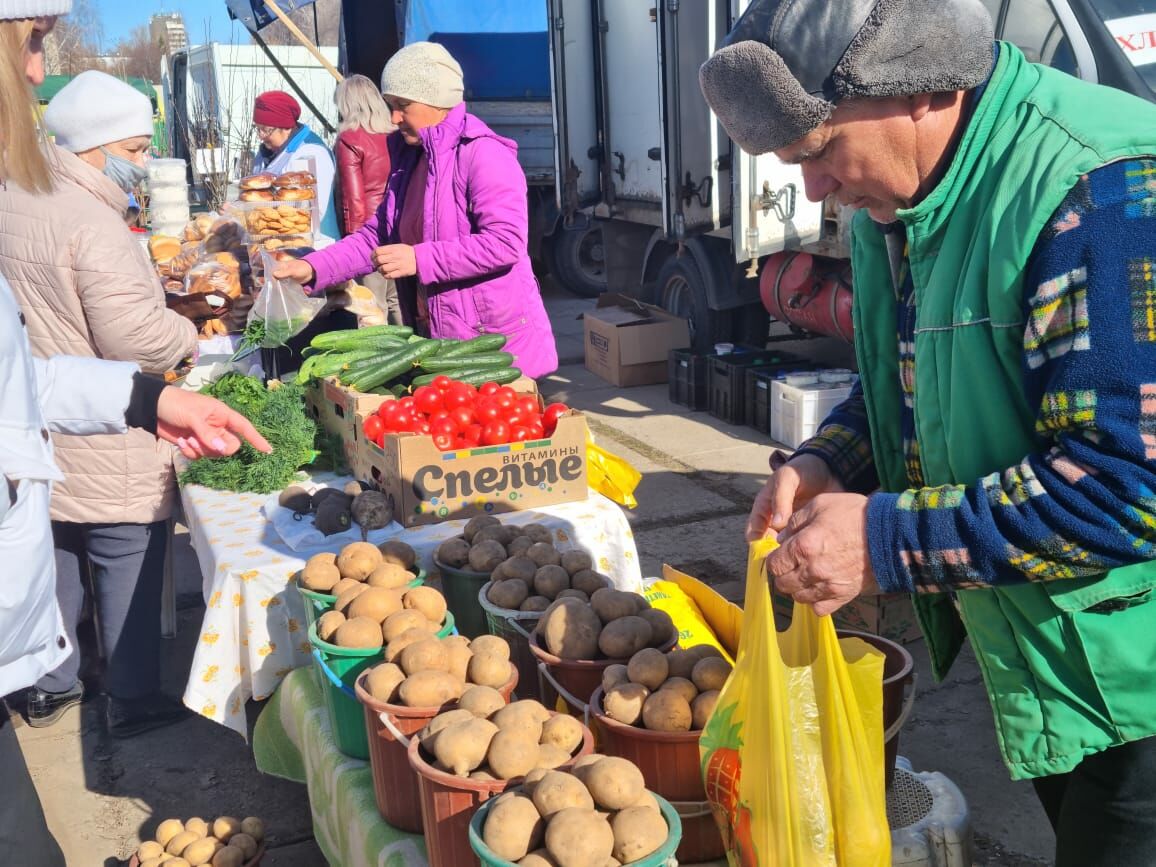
351, 376, 588, 527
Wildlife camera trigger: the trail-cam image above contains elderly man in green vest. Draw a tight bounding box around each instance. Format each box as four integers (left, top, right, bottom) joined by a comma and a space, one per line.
701, 0, 1156, 862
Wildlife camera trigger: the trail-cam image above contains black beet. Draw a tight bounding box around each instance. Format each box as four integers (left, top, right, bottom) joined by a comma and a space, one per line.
350, 490, 393, 541
314, 495, 353, 536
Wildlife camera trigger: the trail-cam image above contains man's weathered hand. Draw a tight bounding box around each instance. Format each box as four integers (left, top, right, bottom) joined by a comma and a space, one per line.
372, 244, 418, 279
764, 492, 878, 616
746, 452, 845, 541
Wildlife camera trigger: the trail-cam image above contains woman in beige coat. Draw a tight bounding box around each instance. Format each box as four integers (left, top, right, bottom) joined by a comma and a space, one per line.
0, 70, 197, 738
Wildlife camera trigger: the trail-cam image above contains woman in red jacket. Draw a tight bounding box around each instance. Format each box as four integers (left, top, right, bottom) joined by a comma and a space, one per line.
334, 74, 399, 322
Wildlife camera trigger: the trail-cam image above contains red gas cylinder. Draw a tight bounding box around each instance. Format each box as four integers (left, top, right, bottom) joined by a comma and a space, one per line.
759, 250, 854, 342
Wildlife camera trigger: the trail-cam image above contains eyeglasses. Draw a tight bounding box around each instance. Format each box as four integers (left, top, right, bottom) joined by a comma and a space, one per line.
255, 125, 276, 137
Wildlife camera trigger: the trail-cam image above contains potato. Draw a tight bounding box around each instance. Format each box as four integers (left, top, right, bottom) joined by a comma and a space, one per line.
446, 641, 474, 682
489, 578, 531, 610
316, 610, 345, 643
366, 662, 406, 703
589, 588, 639, 624
366, 562, 413, 590
559, 549, 593, 576
488, 729, 540, 779
642, 689, 692, 732
181, 838, 220, 866
378, 539, 417, 570
532, 770, 595, 819
521, 595, 552, 612
433, 718, 500, 775
688, 644, 725, 663
155, 819, 185, 848
228, 832, 258, 859
334, 583, 369, 614
399, 670, 462, 707
526, 542, 562, 568
491, 700, 549, 741
501, 555, 538, 584
571, 570, 611, 597
140, 858, 165, 867
458, 684, 506, 718
536, 743, 572, 769
464, 514, 501, 542
521, 766, 552, 797
471, 769, 498, 781
533, 564, 570, 599
611, 806, 668, 863
692, 689, 720, 729
138, 841, 166, 860
166, 831, 202, 857
437, 536, 471, 568
603, 683, 648, 725
331, 577, 363, 598
691, 657, 733, 692
507, 535, 535, 557
601, 664, 629, 695
399, 638, 450, 676
471, 635, 511, 661
483, 792, 545, 862
545, 808, 613, 867
570, 753, 606, 785
597, 617, 653, 659
444, 634, 472, 650
348, 586, 403, 623
403, 586, 448, 625
659, 676, 698, 705
469, 540, 508, 573
584, 757, 645, 810
665, 648, 698, 680
210, 847, 244, 867
161, 859, 192, 867
336, 541, 383, 580
518, 851, 559, 867
184, 817, 209, 838
382, 609, 429, 643
334, 616, 384, 650
419, 708, 477, 751
638, 608, 676, 647
539, 598, 601, 660
299, 560, 340, 592
385, 627, 435, 663
468, 653, 511, 688
523, 523, 554, 544
473, 524, 514, 547
555, 589, 588, 602
632, 790, 662, 812
627, 648, 669, 690
540, 715, 584, 754
210, 817, 241, 844
306, 551, 337, 569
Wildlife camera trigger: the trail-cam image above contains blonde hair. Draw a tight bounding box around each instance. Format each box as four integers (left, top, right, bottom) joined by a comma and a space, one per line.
336, 74, 394, 134
0, 19, 52, 193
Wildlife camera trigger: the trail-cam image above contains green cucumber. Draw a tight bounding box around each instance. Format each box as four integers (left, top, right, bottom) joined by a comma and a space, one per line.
412, 365, 521, 388
308, 334, 409, 354
348, 341, 442, 392
433, 333, 508, 358
309, 325, 413, 350
419, 351, 515, 373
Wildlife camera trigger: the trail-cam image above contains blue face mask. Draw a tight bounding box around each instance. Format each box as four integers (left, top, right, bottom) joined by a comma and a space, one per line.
100, 147, 148, 193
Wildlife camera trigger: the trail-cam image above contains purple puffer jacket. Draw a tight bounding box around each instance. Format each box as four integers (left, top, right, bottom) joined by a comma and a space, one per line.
304, 104, 558, 379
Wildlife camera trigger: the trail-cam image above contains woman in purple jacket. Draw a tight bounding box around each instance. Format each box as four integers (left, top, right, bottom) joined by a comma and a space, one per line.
273, 42, 558, 379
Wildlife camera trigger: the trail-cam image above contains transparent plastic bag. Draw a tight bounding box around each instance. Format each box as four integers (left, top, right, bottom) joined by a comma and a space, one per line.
242, 251, 325, 350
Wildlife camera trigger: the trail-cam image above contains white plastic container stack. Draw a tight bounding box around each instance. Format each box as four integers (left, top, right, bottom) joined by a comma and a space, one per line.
147, 158, 190, 237
770, 369, 856, 448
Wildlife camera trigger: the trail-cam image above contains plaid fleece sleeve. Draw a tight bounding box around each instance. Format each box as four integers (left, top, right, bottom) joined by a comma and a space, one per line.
868, 160, 1156, 593
794, 381, 881, 494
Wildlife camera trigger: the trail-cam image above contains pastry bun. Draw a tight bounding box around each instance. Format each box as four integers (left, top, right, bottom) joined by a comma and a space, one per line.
275, 187, 315, 201
240, 172, 275, 190
273, 171, 315, 187
148, 234, 182, 262
240, 189, 275, 202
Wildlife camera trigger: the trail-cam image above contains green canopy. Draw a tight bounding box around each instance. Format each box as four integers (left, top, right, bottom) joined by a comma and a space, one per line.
36, 74, 158, 111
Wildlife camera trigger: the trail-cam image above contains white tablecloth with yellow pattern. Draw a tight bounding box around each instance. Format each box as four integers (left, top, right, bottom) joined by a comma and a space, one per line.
179, 475, 643, 737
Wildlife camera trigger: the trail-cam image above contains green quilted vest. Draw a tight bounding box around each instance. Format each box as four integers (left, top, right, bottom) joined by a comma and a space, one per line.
852, 43, 1156, 779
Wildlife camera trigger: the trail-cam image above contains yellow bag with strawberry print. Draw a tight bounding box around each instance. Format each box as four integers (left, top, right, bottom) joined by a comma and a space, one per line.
699, 538, 891, 866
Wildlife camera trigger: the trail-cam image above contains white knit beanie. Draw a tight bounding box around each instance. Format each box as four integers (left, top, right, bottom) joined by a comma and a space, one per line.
380, 41, 464, 109
44, 70, 154, 153
0, 0, 71, 18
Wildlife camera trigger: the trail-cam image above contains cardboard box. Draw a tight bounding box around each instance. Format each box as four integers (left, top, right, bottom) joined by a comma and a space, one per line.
584, 294, 690, 386
304, 377, 389, 469
773, 591, 924, 645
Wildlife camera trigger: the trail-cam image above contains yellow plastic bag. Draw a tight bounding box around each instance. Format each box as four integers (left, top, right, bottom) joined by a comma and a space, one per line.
644, 570, 734, 664
699, 539, 891, 866
585, 435, 641, 508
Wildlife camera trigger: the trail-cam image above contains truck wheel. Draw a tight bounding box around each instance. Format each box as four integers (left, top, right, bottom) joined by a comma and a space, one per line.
545, 221, 607, 298
653, 255, 731, 352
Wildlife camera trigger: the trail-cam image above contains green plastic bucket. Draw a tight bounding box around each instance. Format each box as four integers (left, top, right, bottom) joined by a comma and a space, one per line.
296, 565, 426, 631
478, 581, 543, 701
308, 623, 385, 759
434, 557, 491, 639
468, 789, 683, 866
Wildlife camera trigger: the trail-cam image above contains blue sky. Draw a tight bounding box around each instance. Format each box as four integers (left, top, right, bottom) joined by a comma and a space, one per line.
99, 0, 248, 47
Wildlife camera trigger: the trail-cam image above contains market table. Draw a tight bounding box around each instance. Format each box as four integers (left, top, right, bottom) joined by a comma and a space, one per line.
179, 474, 643, 737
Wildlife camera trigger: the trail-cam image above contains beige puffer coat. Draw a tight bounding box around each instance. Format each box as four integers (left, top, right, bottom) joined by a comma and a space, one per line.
0, 146, 197, 524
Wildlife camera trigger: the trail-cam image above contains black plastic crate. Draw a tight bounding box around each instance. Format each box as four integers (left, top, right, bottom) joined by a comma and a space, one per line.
745, 367, 778, 433
708, 348, 806, 425
668, 348, 710, 410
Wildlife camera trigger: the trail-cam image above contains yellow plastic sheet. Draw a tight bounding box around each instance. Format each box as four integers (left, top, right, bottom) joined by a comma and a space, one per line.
699, 538, 891, 866
586, 435, 641, 508
644, 569, 734, 664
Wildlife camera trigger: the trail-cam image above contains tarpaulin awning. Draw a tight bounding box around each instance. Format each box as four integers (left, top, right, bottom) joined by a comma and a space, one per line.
224, 0, 320, 32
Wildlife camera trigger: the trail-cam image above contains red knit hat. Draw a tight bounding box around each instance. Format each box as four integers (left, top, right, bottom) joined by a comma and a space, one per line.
252, 91, 301, 129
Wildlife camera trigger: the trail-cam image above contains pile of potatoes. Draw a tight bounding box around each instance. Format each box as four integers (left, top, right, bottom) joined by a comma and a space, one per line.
418, 696, 587, 781
361, 633, 517, 708
534, 589, 677, 662
481, 756, 669, 866
133, 815, 264, 867
299, 539, 418, 595
316, 577, 449, 650
599, 645, 732, 733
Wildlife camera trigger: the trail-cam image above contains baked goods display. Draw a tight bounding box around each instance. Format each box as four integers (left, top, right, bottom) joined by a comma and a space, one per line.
239, 189, 275, 202
274, 171, 315, 188
275, 187, 315, 201
239, 172, 275, 191
148, 234, 182, 263
244, 203, 313, 237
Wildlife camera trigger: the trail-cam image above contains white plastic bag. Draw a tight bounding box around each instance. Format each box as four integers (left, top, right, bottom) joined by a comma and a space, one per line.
245, 250, 325, 348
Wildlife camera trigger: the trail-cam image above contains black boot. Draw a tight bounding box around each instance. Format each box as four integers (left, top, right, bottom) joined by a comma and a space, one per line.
25, 683, 85, 728
105, 693, 188, 739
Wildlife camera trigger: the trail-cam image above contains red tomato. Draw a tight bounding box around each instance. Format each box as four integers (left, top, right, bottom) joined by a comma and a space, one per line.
416, 420, 431, 435
475, 399, 502, 424
542, 402, 569, 436
413, 385, 444, 416
378, 400, 401, 421
431, 375, 453, 392
511, 425, 531, 443
374, 432, 385, 448
443, 382, 474, 409
430, 417, 457, 438
496, 386, 517, 402
527, 419, 545, 439
463, 424, 484, 446
362, 414, 385, 441
504, 408, 526, 428
478, 381, 501, 397
481, 420, 511, 446
399, 396, 417, 413
448, 405, 475, 430
393, 410, 414, 431
494, 391, 515, 411
432, 433, 455, 452
515, 396, 538, 417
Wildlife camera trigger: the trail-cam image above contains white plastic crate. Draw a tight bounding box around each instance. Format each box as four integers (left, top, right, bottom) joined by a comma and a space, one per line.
770, 370, 855, 449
